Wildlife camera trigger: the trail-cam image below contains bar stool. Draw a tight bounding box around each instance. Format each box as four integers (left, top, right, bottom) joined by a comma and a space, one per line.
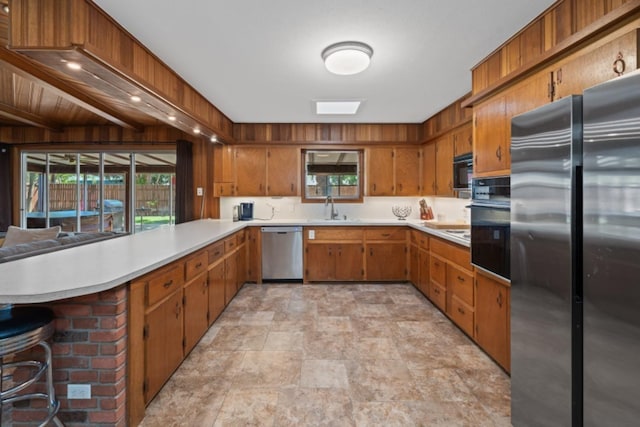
0, 305, 64, 427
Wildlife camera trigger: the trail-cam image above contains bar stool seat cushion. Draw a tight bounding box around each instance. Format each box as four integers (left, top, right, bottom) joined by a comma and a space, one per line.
0, 307, 54, 340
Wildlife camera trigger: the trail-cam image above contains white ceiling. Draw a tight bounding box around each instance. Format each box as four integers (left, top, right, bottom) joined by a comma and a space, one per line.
93, 0, 555, 124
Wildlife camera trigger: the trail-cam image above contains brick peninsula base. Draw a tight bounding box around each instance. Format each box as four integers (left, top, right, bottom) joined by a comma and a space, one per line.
11, 285, 128, 427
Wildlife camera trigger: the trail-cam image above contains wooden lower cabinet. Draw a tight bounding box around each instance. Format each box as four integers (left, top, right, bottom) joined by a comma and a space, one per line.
183, 273, 209, 354
409, 243, 420, 287
208, 259, 225, 324
475, 271, 511, 372
418, 247, 430, 297
366, 242, 407, 281
305, 243, 364, 281
144, 289, 184, 403
224, 251, 238, 305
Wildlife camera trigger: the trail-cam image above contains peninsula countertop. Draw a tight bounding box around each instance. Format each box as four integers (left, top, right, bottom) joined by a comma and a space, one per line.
0, 218, 469, 304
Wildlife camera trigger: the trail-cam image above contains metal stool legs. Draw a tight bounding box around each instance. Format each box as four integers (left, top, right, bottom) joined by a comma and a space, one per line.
0, 306, 64, 427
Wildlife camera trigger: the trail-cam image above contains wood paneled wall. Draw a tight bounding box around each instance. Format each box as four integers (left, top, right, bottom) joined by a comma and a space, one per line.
233, 123, 421, 145
420, 93, 472, 142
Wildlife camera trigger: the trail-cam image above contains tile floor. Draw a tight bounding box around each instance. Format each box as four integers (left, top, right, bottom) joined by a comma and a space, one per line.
140, 283, 511, 426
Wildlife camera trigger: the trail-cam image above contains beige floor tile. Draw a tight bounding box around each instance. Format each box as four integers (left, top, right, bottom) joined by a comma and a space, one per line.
263, 331, 304, 351
213, 388, 279, 427
347, 359, 422, 402
234, 351, 301, 388
275, 388, 355, 426
140, 283, 511, 426
300, 360, 349, 388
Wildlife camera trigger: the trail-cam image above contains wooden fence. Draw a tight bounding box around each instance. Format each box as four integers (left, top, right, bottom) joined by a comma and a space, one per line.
42, 184, 174, 214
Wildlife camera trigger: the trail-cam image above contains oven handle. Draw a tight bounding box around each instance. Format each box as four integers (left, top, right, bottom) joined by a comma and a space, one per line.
468, 203, 510, 210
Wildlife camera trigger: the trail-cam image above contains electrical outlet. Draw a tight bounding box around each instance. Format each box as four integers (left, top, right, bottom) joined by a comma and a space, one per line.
196, 187, 204, 196
68, 384, 91, 399
308, 230, 315, 240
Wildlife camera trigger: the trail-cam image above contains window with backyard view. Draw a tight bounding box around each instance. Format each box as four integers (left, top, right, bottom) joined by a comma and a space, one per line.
22, 151, 176, 233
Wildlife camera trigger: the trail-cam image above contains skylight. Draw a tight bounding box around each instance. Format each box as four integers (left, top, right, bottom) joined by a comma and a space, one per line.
316, 101, 361, 115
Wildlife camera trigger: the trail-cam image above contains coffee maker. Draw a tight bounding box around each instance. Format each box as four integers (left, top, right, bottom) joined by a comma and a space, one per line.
239, 202, 254, 221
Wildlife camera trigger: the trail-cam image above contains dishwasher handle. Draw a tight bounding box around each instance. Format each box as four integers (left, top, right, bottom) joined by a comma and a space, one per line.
261, 226, 303, 233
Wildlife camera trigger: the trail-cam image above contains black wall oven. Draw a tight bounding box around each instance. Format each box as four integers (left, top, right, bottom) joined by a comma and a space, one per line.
470, 176, 510, 280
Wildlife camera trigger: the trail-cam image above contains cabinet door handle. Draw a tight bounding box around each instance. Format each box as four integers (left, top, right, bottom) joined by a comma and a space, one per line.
373, 183, 377, 192
496, 291, 503, 307
290, 183, 294, 192
381, 233, 391, 237
163, 279, 174, 288
457, 276, 465, 282
195, 262, 202, 269
433, 287, 440, 295
175, 301, 182, 318
398, 183, 403, 192
496, 146, 502, 161
458, 306, 465, 315
370, 249, 374, 257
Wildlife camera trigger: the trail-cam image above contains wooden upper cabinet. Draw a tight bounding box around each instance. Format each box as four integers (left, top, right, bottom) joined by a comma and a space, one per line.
367, 147, 421, 196
235, 146, 267, 196
554, 29, 639, 100
422, 142, 436, 196
367, 147, 395, 196
266, 147, 299, 196
435, 135, 454, 196
473, 96, 509, 177
395, 147, 421, 196
453, 123, 473, 157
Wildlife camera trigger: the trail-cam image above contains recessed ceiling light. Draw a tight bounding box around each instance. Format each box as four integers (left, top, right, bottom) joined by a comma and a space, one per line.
130, 95, 141, 103
2, 4, 9, 13
316, 101, 361, 115
193, 128, 201, 134
66, 62, 82, 71
322, 41, 373, 75
210, 135, 218, 142
168, 115, 177, 121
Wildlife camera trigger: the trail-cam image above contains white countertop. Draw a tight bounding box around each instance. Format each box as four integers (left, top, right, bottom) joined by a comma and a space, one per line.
0, 218, 469, 304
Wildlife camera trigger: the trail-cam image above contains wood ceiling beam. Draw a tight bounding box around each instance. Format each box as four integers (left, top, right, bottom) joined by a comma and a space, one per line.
0, 47, 144, 131
0, 100, 63, 131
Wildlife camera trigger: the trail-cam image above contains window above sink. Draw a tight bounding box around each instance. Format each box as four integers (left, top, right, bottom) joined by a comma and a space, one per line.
302, 149, 363, 203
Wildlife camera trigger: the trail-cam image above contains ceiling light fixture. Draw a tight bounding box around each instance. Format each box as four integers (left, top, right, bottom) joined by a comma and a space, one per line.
130, 95, 141, 102
322, 41, 373, 75
193, 128, 201, 135
2, 4, 9, 13
210, 135, 218, 143
168, 115, 176, 121
66, 62, 82, 71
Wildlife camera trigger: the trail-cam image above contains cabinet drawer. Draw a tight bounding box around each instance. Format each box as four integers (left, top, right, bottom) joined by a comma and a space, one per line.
365, 227, 406, 241
207, 241, 225, 264
311, 227, 363, 241
410, 230, 420, 245
147, 264, 184, 307
430, 237, 471, 270
224, 235, 237, 253
448, 264, 474, 306
450, 295, 474, 337
430, 283, 447, 312
430, 254, 446, 286
185, 251, 208, 281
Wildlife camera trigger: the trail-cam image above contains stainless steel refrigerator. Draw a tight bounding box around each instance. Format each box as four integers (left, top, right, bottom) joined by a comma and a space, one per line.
510, 71, 640, 427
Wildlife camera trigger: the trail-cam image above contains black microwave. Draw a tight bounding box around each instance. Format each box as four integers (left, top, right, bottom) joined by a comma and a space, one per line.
453, 153, 473, 190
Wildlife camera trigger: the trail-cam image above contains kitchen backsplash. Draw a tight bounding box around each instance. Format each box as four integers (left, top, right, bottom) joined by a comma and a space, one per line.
219, 196, 470, 223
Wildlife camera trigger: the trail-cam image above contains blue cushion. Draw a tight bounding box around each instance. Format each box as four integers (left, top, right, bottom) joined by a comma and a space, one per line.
0, 306, 54, 340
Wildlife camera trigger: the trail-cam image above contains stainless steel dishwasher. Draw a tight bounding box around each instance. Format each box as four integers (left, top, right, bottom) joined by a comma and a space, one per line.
261, 226, 303, 281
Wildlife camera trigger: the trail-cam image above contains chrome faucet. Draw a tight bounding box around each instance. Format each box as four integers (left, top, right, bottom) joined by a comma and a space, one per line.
325, 195, 339, 220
